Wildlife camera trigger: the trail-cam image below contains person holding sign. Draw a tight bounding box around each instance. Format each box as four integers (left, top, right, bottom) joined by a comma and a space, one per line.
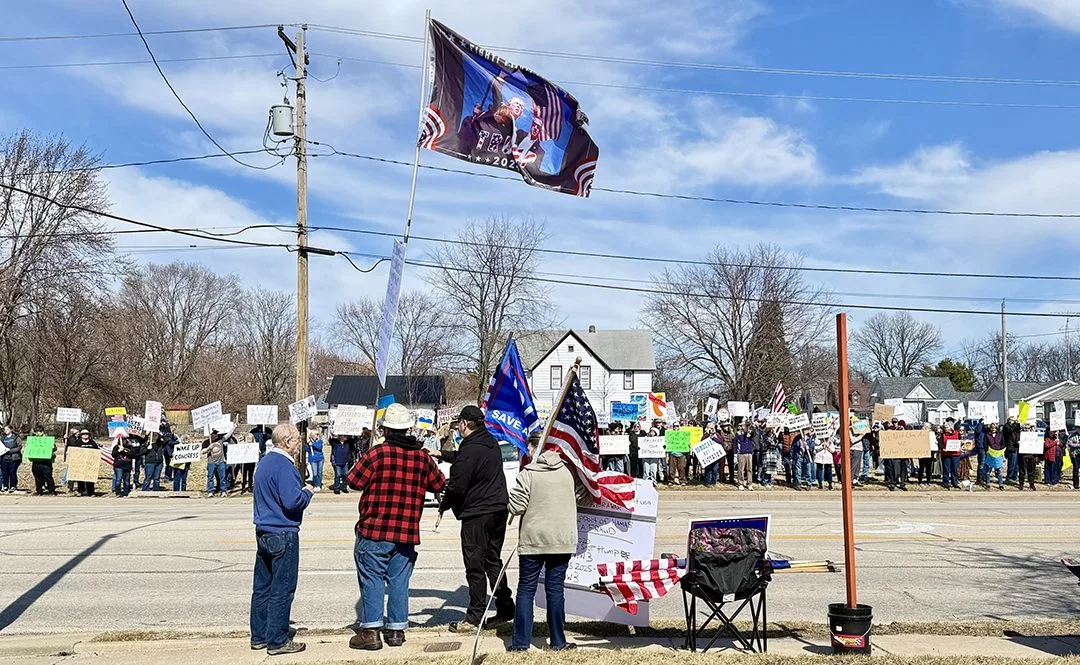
1017, 428, 1039, 492
27, 427, 57, 495
1067, 429, 1080, 490
69, 430, 98, 496
1044, 432, 1062, 486
734, 424, 754, 490
938, 423, 962, 490
0, 425, 22, 493
984, 424, 1006, 490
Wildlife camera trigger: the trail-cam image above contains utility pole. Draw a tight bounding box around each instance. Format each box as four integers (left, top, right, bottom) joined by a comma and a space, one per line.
1067, 318, 1073, 382
1001, 300, 1008, 418
294, 26, 309, 404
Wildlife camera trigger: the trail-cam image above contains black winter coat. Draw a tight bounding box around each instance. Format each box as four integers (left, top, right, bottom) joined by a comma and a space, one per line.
438, 428, 508, 520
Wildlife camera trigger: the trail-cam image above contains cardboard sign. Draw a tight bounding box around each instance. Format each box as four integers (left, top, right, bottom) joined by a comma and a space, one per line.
416, 409, 436, 430
437, 407, 457, 425
599, 435, 630, 456
144, 401, 163, 433
681, 426, 704, 446
1019, 431, 1044, 455
55, 407, 83, 423
288, 396, 317, 424
967, 401, 999, 424
727, 401, 750, 418
611, 402, 639, 422
246, 404, 279, 426
879, 430, 932, 459
24, 436, 55, 460
104, 406, 127, 417
1050, 410, 1066, 432
691, 437, 725, 467
637, 436, 666, 459
226, 442, 259, 465
787, 413, 811, 431
664, 429, 691, 453
191, 401, 223, 429
872, 403, 895, 422
332, 404, 374, 436
171, 442, 202, 465
851, 419, 870, 436
66, 446, 101, 482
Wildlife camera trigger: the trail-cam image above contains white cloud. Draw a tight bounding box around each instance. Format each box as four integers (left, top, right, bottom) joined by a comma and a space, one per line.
995, 0, 1080, 31
850, 143, 973, 200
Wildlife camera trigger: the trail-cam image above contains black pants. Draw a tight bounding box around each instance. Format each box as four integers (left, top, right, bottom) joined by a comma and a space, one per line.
241, 463, 255, 492
75, 481, 95, 496
917, 458, 933, 483
1018, 455, 1037, 489
32, 461, 55, 494
460, 511, 514, 624
885, 459, 906, 487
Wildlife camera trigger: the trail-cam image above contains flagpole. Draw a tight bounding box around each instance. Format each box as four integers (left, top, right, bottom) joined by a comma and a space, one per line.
402, 8, 432, 245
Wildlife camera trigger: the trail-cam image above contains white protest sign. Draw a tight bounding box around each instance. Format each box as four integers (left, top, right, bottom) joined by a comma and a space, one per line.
538, 480, 657, 627
812, 413, 830, 438
704, 396, 719, 417
55, 407, 83, 423
596, 412, 611, 428
332, 404, 374, 435
967, 401, 999, 424
766, 413, 786, 429
1019, 431, 1044, 455
226, 442, 259, 465
127, 415, 146, 435
598, 435, 630, 456
691, 437, 725, 467
715, 407, 730, 424
944, 438, 962, 453
205, 416, 235, 438
191, 401, 223, 430
416, 409, 436, 430
637, 436, 666, 459
787, 412, 810, 431
727, 401, 750, 418
437, 407, 457, 425
171, 442, 202, 464
246, 404, 279, 426
144, 401, 163, 433
1055, 400, 1066, 415
1050, 410, 1066, 432
288, 395, 317, 424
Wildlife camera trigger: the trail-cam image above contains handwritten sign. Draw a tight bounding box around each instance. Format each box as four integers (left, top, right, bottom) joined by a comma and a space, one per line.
727, 401, 750, 418
416, 409, 436, 430
24, 436, 55, 460
226, 442, 259, 465
692, 437, 725, 467
288, 395, 317, 424
966, 401, 998, 424
127, 416, 146, 435
787, 413, 810, 430
812, 413, 830, 438
171, 442, 202, 465
55, 407, 83, 423
66, 446, 101, 482
246, 405, 278, 426
682, 426, 704, 447
599, 435, 630, 456
437, 407, 457, 425
944, 438, 962, 453
144, 401, 163, 433
611, 402, 639, 422
1019, 431, 1044, 455
635, 436, 664, 459
332, 404, 374, 435
1050, 410, 1066, 432
851, 419, 870, 436
191, 401, 223, 430
105, 407, 127, 417
879, 430, 932, 459
664, 429, 691, 453
872, 403, 895, 422
704, 396, 719, 417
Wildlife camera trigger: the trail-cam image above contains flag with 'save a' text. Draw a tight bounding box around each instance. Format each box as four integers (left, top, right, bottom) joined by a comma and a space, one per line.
481, 338, 539, 458
419, 19, 599, 197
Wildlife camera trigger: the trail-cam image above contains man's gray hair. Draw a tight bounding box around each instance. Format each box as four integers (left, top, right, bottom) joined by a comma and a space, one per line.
272, 423, 299, 447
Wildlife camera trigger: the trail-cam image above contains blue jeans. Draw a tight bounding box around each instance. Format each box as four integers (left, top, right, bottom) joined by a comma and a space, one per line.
112, 467, 131, 495
332, 464, 348, 491
250, 530, 300, 649
942, 457, 960, 487
354, 536, 416, 630
703, 462, 719, 486
975, 450, 987, 484
309, 460, 324, 488
512, 553, 571, 650
132, 458, 142, 487
816, 463, 833, 488
172, 467, 188, 491
861, 449, 872, 479
1006, 450, 1019, 481
642, 460, 659, 483
207, 462, 227, 494
141, 462, 162, 491
1045, 459, 1061, 485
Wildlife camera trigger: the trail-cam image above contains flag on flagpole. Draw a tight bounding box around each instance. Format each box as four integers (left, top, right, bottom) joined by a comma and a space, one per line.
543, 370, 635, 509
596, 558, 686, 615
771, 380, 786, 413
481, 338, 539, 458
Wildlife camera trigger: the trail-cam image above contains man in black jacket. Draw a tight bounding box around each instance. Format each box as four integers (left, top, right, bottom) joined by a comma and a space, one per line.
437, 405, 515, 632
1003, 416, 1022, 484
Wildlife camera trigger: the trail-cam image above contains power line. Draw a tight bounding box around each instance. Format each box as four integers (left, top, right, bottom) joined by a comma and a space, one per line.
306, 24, 1080, 88
0, 53, 282, 71
119, 1, 285, 172
0, 23, 287, 42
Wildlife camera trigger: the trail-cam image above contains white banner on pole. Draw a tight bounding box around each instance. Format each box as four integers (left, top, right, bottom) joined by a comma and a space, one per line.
375, 240, 407, 387
55, 407, 83, 423
191, 401, 223, 430
144, 401, 163, 433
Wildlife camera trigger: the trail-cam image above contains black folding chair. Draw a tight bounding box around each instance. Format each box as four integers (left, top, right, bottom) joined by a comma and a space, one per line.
681, 526, 771, 653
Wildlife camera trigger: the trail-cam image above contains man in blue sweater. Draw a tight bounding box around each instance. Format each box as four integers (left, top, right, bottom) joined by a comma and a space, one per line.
250, 423, 315, 655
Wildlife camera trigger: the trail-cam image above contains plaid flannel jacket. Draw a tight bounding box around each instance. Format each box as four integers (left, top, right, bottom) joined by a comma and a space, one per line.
347, 441, 446, 545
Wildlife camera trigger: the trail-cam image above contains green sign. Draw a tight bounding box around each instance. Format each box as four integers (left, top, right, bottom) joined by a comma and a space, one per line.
664, 429, 691, 453
24, 436, 55, 460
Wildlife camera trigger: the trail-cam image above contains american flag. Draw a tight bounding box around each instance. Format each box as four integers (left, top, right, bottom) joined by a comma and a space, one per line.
596, 558, 686, 615
771, 380, 786, 413
99, 444, 114, 467
543, 372, 635, 509
533, 83, 563, 142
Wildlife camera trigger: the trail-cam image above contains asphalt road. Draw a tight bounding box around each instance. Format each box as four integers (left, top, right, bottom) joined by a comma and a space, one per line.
0, 492, 1077, 636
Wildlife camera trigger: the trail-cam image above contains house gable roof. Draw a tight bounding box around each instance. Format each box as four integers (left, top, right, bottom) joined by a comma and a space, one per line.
871, 376, 960, 401
518, 329, 656, 372
977, 381, 1054, 401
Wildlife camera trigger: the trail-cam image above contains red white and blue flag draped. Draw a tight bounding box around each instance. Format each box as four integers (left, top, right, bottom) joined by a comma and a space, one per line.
596, 559, 686, 615
771, 380, 786, 413
543, 372, 635, 509
99, 445, 114, 467
419, 19, 599, 197
481, 338, 539, 458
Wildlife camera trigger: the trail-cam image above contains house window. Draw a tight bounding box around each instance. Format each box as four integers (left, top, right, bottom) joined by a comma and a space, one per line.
568, 344, 575, 353
550, 365, 563, 391
623, 371, 634, 391
579, 365, 591, 390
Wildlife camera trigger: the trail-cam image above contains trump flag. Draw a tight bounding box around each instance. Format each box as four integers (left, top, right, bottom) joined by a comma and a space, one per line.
481, 338, 539, 457
419, 20, 599, 197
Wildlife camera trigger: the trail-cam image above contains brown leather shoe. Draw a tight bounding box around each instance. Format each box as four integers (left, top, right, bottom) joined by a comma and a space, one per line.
383, 629, 405, 647
349, 629, 383, 651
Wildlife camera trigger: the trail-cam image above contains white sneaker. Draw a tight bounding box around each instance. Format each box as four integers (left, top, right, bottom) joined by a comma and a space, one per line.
738, 485, 746, 491
747, 484, 754, 491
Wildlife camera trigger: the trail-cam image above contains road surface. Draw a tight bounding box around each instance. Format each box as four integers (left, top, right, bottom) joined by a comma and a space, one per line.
0, 492, 1077, 636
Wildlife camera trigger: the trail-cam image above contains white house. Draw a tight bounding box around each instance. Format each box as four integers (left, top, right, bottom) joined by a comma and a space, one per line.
517, 327, 655, 415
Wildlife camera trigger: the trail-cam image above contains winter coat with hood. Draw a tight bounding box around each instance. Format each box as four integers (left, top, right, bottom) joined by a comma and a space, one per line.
508, 450, 591, 556
439, 426, 509, 520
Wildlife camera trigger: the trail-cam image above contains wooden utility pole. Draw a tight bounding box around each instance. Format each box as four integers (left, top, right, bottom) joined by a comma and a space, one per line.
1001, 301, 1008, 418
836, 313, 858, 608
294, 26, 309, 403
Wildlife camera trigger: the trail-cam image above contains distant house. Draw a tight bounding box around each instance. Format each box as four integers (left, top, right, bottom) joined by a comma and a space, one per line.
517, 326, 656, 414
324, 375, 446, 411
868, 376, 965, 423
978, 380, 1075, 421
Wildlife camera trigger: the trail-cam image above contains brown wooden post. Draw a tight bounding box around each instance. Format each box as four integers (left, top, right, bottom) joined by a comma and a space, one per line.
836, 313, 858, 608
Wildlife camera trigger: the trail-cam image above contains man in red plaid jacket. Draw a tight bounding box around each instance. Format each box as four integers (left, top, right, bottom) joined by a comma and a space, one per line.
346, 403, 446, 651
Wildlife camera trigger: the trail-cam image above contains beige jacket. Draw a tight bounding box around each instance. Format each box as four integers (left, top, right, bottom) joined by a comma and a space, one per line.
507, 450, 591, 556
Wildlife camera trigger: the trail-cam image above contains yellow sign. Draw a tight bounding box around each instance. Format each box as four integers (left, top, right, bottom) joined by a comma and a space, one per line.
105, 407, 127, 417
681, 426, 704, 447
1017, 400, 1031, 424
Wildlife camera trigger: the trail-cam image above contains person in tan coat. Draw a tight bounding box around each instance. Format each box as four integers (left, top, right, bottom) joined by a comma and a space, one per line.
506, 433, 591, 652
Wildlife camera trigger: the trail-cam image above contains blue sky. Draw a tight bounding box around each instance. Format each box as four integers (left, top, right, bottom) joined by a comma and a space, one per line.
4, 0, 1080, 357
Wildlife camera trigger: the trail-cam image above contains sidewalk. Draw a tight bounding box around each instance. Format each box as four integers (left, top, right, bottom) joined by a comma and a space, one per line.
2, 630, 1077, 664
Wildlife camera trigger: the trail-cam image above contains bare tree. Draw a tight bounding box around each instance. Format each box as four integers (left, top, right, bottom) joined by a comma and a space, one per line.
335, 298, 379, 369
237, 288, 297, 404
425, 217, 556, 399
642, 244, 832, 402
851, 312, 942, 377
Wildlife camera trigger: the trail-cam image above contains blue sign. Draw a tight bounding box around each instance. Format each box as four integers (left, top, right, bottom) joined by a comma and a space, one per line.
611, 402, 639, 422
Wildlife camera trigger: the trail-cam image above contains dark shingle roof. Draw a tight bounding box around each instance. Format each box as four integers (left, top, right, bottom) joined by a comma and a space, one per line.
325, 375, 445, 407
516, 329, 655, 371
978, 381, 1053, 401
872, 376, 960, 401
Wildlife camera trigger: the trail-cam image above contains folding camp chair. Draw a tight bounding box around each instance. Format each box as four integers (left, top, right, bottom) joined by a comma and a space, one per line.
681, 526, 772, 653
